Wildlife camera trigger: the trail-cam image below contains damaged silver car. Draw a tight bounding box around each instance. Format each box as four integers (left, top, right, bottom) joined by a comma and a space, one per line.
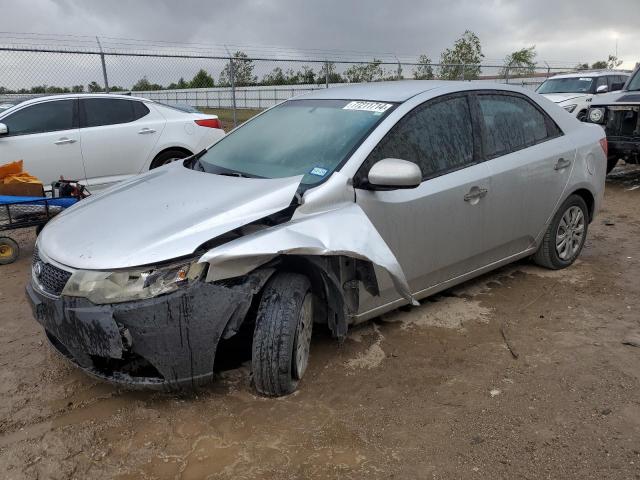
27, 81, 607, 396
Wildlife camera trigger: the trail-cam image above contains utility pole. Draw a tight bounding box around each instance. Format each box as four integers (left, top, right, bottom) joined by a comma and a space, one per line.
96, 36, 109, 93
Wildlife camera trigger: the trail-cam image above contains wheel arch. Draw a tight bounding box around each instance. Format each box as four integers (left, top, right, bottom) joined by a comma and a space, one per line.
569, 187, 595, 222
149, 146, 194, 169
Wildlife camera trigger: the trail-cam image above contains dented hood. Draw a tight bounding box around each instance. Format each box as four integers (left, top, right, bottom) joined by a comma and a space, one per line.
38, 162, 302, 270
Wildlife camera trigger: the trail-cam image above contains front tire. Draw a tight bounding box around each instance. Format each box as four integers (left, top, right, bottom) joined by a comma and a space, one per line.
533, 195, 589, 270
252, 272, 314, 397
150, 149, 191, 169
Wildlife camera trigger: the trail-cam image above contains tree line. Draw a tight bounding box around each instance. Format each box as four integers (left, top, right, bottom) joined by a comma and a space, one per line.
0, 32, 626, 95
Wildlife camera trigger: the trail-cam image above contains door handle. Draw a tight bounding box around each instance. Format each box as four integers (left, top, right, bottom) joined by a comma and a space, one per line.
554, 158, 572, 170
464, 187, 488, 202
138, 128, 156, 134
54, 137, 76, 145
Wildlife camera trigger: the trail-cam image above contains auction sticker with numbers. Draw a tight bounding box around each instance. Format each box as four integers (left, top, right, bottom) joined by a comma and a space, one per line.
343, 101, 393, 114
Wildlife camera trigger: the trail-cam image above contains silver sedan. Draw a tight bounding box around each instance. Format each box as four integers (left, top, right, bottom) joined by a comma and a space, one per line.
28, 81, 607, 396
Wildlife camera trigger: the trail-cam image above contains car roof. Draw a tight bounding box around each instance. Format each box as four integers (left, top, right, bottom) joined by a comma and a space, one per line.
9, 93, 153, 108
296, 80, 462, 102
549, 70, 632, 80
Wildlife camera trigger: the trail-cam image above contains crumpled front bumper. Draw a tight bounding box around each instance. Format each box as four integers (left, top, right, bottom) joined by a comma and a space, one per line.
26, 276, 265, 390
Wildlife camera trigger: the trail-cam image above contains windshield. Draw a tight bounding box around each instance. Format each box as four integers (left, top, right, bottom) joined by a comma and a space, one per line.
197, 99, 395, 185
537, 77, 594, 94
627, 70, 640, 91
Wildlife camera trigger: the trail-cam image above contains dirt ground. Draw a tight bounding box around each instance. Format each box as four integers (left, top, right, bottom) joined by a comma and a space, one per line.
1, 166, 640, 480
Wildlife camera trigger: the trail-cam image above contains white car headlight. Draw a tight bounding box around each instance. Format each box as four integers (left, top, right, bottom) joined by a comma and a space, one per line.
563, 104, 577, 113
62, 259, 206, 304
589, 108, 605, 123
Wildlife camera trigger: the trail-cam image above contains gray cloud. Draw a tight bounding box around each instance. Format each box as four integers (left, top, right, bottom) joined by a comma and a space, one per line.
2, 0, 639, 70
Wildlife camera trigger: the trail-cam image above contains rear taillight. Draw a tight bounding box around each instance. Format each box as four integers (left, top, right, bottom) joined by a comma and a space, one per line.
195, 118, 221, 129
599, 137, 608, 156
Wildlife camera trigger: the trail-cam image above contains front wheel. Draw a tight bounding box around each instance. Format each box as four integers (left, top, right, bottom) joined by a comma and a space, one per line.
252, 272, 314, 397
150, 149, 191, 169
533, 195, 589, 270
0, 237, 19, 265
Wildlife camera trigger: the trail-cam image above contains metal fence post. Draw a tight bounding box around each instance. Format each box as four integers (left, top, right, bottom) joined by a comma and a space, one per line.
95, 36, 109, 93
325, 61, 329, 89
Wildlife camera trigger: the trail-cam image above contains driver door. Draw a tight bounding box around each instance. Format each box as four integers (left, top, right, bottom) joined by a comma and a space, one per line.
354, 94, 492, 312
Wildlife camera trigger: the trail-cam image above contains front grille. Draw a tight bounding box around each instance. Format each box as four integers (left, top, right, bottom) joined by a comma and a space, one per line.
33, 246, 72, 296
605, 107, 640, 139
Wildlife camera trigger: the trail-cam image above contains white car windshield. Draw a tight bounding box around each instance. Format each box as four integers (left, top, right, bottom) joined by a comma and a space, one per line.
197, 99, 395, 185
537, 77, 594, 94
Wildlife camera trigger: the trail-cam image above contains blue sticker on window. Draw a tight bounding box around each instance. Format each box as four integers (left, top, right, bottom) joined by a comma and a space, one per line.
310, 167, 328, 176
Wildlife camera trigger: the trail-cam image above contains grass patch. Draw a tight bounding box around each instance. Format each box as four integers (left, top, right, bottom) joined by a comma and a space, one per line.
200, 108, 262, 131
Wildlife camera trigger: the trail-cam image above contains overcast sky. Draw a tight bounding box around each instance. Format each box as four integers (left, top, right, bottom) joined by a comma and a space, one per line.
1, 0, 638, 90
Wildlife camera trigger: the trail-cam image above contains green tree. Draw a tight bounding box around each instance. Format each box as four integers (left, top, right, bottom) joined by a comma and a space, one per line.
297, 65, 316, 84
189, 70, 215, 88
413, 54, 434, 80
344, 59, 384, 83
71, 85, 84, 93
262, 66, 287, 85
87, 81, 103, 92
500, 46, 537, 78
606, 54, 623, 69
439, 30, 484, 80
590, 60, 607, 69
219, 51, 257, 87
576, 63, 590, 70
317, 62, 343, 85
132, 76, 163, 91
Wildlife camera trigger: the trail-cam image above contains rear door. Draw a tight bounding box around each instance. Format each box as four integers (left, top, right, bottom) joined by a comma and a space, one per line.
355, 93, 492, 311
79, 98, 165, 189
0, 98, 84, 186
475, 92, 574, 262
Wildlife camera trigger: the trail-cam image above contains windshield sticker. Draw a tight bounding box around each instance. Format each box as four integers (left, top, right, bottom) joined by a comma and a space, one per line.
309, 167, 328, 177
579, 78, 592, 81
343, 101, 393, 113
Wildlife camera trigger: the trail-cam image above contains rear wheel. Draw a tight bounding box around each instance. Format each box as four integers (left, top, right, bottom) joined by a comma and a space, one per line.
606, 155, 619, 174
150, 149, 191, 169
0, 237, 19, 265
533, 195, 588, 270
252, 272, 314, 397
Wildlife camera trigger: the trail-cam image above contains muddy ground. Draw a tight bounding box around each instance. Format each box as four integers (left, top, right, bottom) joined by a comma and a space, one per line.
1, 166, 640, 480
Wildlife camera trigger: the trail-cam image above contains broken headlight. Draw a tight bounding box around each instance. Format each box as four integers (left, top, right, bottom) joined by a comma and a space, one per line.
62, 259, 206, 304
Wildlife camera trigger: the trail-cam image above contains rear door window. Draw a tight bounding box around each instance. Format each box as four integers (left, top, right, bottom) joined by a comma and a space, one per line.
477, 93, 560, 158
359, 95, 475, 182
2, 99, 76, 136
81, 98, 137, 128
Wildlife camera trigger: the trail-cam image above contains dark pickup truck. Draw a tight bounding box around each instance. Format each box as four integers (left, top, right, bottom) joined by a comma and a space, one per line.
585, 65, 640, 173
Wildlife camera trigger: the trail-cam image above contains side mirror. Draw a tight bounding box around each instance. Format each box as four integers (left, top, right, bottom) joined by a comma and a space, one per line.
611, 82, 624, 91
367, 158, 422, 190
596, 85, 608, 94
0, 123, 7, 135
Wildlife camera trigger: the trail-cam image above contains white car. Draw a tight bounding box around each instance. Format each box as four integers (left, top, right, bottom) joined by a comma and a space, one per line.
0, 94, 225, 190
536, 70, 630, 121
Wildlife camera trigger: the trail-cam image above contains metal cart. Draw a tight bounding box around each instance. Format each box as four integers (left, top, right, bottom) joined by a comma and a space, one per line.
0, 180, 88, 265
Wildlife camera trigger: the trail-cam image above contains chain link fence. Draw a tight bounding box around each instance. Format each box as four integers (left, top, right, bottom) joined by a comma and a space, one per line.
0, 37, 578, 127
